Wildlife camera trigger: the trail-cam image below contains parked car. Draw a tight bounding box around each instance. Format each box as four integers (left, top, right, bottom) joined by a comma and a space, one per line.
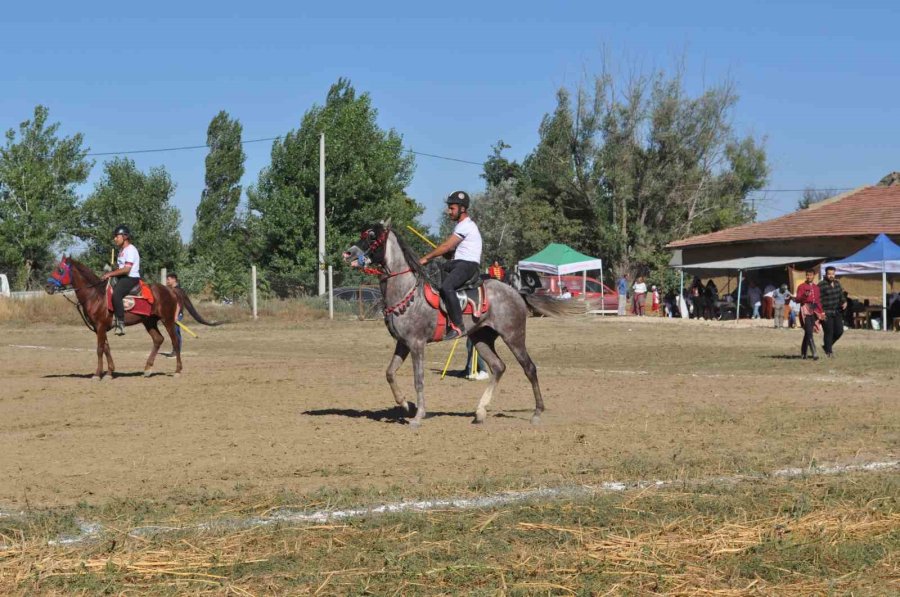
534, 274, 619, 312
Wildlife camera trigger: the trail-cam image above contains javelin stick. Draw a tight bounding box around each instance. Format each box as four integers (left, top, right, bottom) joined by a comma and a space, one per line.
406, 225, 437, 248
440, 338, 461, 379
176, 320, 198, 338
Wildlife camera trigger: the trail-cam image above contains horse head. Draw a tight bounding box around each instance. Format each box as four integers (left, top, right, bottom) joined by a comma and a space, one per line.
45, 256, 73, 294
343, 218, 392, 268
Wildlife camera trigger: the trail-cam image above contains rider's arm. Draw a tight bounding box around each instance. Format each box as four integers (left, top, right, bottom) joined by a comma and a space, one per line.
420, 234, 462, 264
102, 264, 132, 280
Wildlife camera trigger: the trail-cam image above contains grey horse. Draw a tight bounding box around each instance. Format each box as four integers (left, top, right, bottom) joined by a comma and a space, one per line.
343, 219, 576, 429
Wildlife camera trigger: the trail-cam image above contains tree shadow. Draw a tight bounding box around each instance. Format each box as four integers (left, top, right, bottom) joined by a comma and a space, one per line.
302, 403, 473, 425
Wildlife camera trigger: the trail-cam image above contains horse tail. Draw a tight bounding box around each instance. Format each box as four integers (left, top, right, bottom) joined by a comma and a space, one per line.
176, 288, 224, 326
522, 293, 588, 317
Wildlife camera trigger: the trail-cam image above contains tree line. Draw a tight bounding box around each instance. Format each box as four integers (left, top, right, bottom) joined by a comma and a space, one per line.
0, 70, 768, 297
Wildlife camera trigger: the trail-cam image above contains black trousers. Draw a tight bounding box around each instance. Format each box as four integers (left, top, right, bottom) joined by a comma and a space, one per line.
112, 277, 140, 322
822, 312, 844, 354
800, 314, 818, 358
440, 260, 480, 328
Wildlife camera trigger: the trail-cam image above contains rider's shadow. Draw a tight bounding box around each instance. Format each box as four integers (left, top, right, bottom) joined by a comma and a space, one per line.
302, 405, 472, 425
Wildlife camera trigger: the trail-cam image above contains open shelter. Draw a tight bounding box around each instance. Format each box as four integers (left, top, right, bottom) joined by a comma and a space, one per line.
518, 243, 605, 307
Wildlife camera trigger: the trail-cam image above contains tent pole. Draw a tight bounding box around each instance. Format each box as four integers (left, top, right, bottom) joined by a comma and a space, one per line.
736, 270, 743, 321
583, 270, 587, 301
679, 269, 684, 311
883, 270, 888, 332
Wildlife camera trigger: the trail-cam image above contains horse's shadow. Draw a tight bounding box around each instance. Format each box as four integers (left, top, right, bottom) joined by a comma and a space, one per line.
42, 371, 168, 379
302, 404, 473, 425
761, 355, 808, 361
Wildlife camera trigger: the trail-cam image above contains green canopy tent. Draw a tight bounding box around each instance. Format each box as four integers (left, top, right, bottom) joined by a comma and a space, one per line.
518, 243, 605, 306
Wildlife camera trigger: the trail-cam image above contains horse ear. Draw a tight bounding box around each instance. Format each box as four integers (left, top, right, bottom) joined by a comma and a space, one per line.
382, 217, 392, 229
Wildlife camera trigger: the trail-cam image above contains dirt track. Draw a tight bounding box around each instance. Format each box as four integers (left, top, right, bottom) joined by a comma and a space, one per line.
1, 314, 898, 509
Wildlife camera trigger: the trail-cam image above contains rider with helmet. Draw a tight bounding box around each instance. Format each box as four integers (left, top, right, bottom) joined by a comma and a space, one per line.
419, 191, 482, 341
101, 225, 141, 336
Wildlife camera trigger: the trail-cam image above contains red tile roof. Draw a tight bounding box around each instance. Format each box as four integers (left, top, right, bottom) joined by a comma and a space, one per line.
667, 185, 900, 248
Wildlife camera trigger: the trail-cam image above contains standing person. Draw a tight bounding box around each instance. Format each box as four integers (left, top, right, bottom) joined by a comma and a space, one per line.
632, 276, 647, 316
165, 273, 183, 356
818, 266, 846, 358
795, 269, 823, 360
464, 338, 489, 380
651, 285, 661, 315
419, 191, 482, 341
616, 273, 628, 316
488, 259, 505, 281
762, 283, 776, 319
747, 280, 762, 319
101, 224, 140, 336
772, 283, 792, 328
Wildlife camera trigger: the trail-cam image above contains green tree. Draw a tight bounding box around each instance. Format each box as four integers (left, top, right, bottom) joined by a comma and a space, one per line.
78, 158, 183, 276
797, 186, 837, 210
189, 111, 250, 299
249, 78, 422, 296
0, 106, 91, 289
191, 111, 245, 260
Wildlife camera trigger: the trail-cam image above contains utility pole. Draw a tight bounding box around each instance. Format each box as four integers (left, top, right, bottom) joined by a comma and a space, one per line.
318, 133, 326, 295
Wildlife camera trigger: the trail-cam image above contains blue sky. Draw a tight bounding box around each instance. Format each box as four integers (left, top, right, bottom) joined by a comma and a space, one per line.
3, 1, 899, 241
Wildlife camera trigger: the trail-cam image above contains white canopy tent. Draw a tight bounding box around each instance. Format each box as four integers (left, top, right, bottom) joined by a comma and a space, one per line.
822, 234, 900, 332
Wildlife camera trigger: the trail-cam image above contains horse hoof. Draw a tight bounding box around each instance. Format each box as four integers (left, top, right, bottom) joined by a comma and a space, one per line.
92, 375, 101, 382
173, 372, 181, 378
474, 409, 487, 424
408, 419, 422, 430
144, 370, 152, 378
530, 415, 542, 426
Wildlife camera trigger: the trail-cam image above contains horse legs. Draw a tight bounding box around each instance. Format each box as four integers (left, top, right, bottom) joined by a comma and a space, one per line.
103, 338, 115, 378
500, 330, 544, 425
143, 320, 165, 377
408, 342, 427, 429
386, 341, 410, 413
470, 329, 505, 424
94, 328, 109, 380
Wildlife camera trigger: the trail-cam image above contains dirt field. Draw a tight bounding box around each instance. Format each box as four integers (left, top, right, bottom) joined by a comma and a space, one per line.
1, 313, 898, 510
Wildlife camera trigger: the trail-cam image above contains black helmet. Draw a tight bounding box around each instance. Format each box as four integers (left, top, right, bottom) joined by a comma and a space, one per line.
446, 190, 470, 209
113, 225, 131, 239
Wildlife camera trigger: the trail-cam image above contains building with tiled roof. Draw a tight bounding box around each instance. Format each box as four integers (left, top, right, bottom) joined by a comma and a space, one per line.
667, 173, 900, 300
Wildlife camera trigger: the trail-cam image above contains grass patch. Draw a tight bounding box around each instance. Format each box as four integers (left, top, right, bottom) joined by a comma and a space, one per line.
2, 472, 896, 595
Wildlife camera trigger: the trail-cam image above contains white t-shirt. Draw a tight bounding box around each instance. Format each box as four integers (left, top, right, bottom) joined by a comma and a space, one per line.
117, 244, 141, 278
452, 217, 482, 264
632, 282, 647, 294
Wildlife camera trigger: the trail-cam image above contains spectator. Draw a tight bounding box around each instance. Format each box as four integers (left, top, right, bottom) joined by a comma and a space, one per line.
772, 283, 792, 328
747, 280, 762, 319
488, 259, 505, 281
632, 276, 647, 316
795, 269, 823, 360
651, 285, 660, 315
818, 266, 846, 358
762, 283, 776, 319
664, 289, 677, 318
689, 276, 704, 318
616, 273, 629, 316
465, 338, 489, 381
788, 297, 801, 328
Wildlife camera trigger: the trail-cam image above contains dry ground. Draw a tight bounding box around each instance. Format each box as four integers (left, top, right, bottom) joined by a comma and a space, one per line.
1, 312, 897, 510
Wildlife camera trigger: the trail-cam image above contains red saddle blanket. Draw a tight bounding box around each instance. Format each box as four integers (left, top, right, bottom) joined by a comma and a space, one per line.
423, 284, 489, 342
106, 280, 154, 317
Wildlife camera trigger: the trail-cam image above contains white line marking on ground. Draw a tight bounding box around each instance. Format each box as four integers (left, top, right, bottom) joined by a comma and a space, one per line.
1, 460, 895, 549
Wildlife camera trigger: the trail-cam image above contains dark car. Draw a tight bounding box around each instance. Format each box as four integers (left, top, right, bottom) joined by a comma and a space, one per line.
533, 275, 619, 312
333, 286, 383, 306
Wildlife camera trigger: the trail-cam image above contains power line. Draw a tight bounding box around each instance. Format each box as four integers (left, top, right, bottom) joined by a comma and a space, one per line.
84, 138, 855, 195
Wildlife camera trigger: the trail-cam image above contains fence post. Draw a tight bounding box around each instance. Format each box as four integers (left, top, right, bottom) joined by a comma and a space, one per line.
251, 265, 258, 320
160, 267, 166, 285
328, 265, 334, 320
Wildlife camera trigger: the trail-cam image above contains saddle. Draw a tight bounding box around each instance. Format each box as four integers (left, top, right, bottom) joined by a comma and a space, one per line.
423, 271, 490, 342
106, 279, 155, 317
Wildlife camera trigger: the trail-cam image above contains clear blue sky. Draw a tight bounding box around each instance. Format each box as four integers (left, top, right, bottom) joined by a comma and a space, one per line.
3, 1, 898, 241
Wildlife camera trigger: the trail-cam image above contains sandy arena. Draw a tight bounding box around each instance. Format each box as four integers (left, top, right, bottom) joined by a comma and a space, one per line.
1, 314, 897, 510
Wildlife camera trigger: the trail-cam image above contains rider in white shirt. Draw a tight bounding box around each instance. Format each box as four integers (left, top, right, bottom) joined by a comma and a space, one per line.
419, 191, 482, 340
101, 224, 141, 336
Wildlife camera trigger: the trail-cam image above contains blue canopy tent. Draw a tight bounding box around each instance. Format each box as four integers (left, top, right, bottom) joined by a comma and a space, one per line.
822, 233, 900, 332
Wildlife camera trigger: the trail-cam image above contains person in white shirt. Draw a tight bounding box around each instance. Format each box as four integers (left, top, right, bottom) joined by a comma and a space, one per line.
419, 191, 482, 340
632, 276, 648, 316
101, 224, 141, 336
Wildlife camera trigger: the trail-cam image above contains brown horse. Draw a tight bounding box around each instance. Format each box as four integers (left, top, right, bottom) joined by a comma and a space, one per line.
45, 256, 215, 379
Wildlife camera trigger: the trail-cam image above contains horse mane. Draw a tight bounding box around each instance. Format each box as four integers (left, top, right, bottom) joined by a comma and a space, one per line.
68, 258, 102, 284
391, 228, 436, 285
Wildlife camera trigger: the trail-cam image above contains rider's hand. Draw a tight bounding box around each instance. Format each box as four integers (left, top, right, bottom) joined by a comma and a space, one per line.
101, 272, 111, 280
419, 257, 429, 266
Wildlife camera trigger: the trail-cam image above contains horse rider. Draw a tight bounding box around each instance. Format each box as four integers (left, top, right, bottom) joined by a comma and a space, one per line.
419, 190, 483, 341
101, 224, 141, 336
